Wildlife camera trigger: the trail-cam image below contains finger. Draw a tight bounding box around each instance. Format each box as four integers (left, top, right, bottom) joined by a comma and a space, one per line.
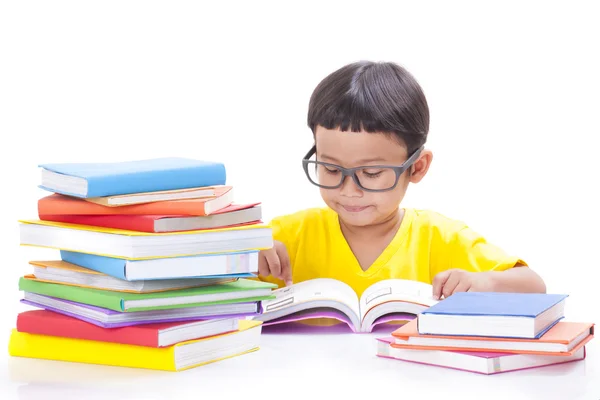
257, 251, 271, 277
264, 248, 282, 279
432, 271, 451, 300
453, 281, 472, 295
442, 272, 462, 299
276, 244, 293, 286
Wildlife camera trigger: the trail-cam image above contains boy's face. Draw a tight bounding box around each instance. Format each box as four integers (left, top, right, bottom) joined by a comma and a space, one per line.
313, 126, 431, 227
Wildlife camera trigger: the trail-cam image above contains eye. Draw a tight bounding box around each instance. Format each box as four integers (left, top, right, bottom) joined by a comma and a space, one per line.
363, 169, 383, 178
324, 166, 340, 174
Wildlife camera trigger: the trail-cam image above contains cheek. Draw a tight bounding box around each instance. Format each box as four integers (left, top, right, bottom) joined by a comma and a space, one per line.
319, 188, 334, 202
370, 187, 407, 210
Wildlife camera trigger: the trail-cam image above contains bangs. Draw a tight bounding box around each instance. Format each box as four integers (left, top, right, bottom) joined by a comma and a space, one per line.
307, 61, 429, 153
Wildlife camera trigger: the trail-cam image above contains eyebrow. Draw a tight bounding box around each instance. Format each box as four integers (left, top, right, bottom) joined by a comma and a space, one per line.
319, 153, 388, 164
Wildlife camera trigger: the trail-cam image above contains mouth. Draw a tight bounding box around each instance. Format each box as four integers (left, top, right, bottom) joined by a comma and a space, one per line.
340, 205, 370, 213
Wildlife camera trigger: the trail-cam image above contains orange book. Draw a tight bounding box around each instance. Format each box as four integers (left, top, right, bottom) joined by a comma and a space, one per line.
38, 186, 233, 216
390, 319, 594, 356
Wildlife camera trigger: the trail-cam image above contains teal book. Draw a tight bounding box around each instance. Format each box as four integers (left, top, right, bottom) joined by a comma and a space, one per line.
39, 157, 226, 198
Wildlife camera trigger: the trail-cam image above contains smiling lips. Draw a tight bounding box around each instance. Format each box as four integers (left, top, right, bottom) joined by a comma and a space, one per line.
341, 205, 370, 213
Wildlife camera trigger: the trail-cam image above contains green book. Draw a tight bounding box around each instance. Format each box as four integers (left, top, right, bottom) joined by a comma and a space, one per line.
19, 277, 276, 312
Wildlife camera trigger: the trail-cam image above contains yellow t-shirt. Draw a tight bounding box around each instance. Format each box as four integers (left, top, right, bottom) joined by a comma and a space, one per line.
260, 207, 525, 298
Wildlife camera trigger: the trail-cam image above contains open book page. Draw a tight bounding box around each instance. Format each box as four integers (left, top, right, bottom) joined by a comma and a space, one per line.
358, 279, 438, 326
257, 278, 361, 328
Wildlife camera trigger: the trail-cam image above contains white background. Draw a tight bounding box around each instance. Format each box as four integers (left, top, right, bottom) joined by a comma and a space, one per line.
0, 1, 599, 399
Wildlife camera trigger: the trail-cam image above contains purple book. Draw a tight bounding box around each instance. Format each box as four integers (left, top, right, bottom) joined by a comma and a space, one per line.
21, 294, 259, 328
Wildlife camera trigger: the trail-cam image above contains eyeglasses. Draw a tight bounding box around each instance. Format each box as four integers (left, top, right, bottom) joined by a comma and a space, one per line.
302, 145, 424, 192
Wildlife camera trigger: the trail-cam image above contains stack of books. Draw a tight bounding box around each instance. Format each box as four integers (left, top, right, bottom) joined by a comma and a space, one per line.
377, 292, 595, 375
9, 157, 277, 371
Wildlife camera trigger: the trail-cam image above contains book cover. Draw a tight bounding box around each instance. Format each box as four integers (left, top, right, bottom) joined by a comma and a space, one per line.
39, 211, 259, 233
39, 157, 226, 198
9, 320, 262, 371
422, 292, 568, 317
16, 310, 238, 347
59, 250, 258, 280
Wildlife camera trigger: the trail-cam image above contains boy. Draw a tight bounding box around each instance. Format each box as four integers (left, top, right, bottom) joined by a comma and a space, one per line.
258, 60, 545, 301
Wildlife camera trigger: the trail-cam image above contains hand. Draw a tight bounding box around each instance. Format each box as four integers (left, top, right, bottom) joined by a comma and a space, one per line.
432, 269, 495, 300
258, 240, 293, 286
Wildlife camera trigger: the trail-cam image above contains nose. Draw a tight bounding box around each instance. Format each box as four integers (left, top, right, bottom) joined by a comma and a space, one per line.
339, 175, 363, 197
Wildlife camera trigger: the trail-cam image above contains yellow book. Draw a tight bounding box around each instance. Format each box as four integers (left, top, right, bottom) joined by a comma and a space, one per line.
9, 320, 262, 371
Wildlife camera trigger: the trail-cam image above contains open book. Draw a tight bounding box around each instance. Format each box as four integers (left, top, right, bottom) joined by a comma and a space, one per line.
253, 278, 438, 332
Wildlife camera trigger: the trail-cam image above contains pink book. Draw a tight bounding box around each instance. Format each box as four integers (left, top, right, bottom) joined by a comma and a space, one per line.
376, 337, 586, 375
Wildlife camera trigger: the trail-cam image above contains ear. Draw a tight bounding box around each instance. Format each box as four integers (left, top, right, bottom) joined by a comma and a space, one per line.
409, 149, 433, 184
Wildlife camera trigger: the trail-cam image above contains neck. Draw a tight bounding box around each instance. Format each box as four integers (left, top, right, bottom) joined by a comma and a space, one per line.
339, 208, 404, 241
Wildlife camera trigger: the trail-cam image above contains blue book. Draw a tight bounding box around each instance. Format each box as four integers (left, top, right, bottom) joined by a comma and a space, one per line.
60, 250, 259, 281
417, 292, 568, 339
39, 157, 226, 198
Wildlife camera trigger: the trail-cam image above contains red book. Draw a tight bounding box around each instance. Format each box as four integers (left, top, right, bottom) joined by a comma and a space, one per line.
17, 310, 239, 347
38, 203, 262, 233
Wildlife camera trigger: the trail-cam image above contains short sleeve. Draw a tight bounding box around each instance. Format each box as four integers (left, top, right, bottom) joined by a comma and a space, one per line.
431, 225, 527, 277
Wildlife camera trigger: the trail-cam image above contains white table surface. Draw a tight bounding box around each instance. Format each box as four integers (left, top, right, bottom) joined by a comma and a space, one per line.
1, 321, 598, 400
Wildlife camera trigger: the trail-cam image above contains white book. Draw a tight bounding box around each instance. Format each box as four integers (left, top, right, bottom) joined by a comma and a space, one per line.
19, 219, 272, 259
253, 278, 438, 332
152, 205, 262, 232
84, 186, 222, 207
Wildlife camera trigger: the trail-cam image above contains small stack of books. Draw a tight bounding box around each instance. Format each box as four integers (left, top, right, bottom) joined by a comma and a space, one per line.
9, 157, 277, 371
377, 292, 595, 375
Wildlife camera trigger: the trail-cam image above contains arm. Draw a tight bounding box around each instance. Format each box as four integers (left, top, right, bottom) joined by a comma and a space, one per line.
432, 265, 546, 299
486, 264, 546, 293
431, 225, 547, 299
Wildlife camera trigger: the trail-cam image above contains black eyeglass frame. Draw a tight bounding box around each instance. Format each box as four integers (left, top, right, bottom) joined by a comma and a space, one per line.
301, 144, 424, 192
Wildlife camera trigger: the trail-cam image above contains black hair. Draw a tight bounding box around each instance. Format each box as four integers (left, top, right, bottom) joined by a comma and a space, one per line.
307, 60, 429, 153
